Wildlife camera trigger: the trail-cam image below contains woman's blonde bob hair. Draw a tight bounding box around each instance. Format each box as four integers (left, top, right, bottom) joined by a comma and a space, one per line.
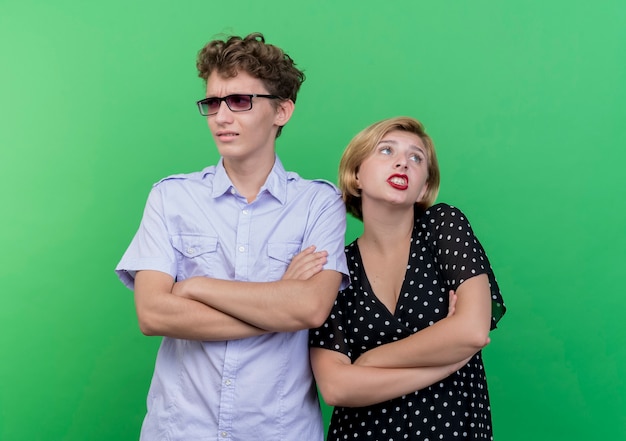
339, 116, 440, 220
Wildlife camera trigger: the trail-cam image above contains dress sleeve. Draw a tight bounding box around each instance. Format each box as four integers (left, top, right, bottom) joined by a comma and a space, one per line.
422, 203, 506, 329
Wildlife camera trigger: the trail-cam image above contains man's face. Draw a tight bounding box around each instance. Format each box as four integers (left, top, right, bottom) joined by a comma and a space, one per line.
204, 71, 291, 166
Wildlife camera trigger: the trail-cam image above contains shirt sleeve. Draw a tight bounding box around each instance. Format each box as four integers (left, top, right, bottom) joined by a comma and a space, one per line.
115, 185, 177, 290
422, 203, 506, 329
302, 181, 350, 290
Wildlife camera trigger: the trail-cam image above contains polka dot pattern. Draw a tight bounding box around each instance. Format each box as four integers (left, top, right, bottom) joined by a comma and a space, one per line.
310, 203, 506, 440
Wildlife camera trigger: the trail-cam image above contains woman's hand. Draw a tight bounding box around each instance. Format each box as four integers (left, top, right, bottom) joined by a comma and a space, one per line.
447, 289, 458, 317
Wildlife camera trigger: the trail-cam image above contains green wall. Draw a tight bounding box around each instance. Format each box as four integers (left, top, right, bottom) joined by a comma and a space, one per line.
1, 0, 625, 439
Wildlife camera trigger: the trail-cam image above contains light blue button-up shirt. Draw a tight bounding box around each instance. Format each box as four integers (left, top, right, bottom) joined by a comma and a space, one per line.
116, 157, 349, 441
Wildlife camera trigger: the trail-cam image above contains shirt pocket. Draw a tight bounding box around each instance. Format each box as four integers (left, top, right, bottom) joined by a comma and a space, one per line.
171, 234, 219, 279
267, 242, 301, 281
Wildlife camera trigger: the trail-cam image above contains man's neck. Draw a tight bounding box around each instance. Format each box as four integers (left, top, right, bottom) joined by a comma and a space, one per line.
223, 154, 276, 203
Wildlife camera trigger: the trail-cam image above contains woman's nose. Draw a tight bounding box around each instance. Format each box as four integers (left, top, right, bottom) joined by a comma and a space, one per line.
395, 159, 408, 169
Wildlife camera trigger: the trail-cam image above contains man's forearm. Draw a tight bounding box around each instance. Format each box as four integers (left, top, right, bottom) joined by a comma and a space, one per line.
173, 270, 342, 332
135, 270, 267, 340
139, 295, 268, 340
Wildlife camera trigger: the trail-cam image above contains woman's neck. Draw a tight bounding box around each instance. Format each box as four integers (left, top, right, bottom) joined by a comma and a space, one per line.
359, 206, 414, 254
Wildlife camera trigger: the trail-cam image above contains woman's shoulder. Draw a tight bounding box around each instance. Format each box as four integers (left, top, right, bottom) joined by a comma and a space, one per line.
416, 202, 468, 225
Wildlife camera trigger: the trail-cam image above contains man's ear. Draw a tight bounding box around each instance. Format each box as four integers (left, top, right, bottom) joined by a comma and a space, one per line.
275, 99, 295, 126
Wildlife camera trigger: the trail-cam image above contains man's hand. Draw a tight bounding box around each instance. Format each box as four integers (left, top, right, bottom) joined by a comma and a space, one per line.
281, 246, 328, 281
172, 277, 199, 299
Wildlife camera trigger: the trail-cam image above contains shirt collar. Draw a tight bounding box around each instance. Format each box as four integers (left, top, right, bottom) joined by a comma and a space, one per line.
211, 156, 289, 204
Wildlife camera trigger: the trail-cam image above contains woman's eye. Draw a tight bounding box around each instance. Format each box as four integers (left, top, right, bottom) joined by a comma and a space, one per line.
380, 147, 392, 155
410, 154, 422, 163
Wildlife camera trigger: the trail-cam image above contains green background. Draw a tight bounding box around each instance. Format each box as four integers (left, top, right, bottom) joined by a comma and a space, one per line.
1, 0, 625, 439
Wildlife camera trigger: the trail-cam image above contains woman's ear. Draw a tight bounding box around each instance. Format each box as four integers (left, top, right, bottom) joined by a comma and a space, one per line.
416, 182, 429, 203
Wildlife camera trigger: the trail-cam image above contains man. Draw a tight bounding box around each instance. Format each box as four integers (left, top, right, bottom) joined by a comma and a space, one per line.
116, 33, 348, 441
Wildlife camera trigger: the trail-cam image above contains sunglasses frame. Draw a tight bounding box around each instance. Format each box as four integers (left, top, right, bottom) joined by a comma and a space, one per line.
196, 94, 281, 116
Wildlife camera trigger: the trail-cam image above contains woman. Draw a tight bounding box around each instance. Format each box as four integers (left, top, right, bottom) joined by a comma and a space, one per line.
309, 116, 506, 440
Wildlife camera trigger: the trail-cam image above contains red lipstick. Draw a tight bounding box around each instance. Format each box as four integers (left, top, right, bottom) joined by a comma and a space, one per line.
387, 174, 408, 190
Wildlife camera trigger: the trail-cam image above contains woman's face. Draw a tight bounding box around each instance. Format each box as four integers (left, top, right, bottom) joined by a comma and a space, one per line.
356, 130, 430, 210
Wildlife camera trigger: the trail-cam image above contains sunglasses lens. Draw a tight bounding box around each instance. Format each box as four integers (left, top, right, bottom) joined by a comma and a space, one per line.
205, 98, 221, 114
226, 95, 252, 111
199, 95, 258, 115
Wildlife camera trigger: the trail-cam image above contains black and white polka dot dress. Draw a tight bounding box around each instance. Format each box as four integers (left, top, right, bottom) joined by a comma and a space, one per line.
310, 203, 506, 440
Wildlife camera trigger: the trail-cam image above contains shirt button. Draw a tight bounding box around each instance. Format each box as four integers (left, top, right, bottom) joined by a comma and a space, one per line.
242, 209, 249, 215
221, 432, 228, 437
225, 379, 232, 386
187, 248, 195, 254
238, 246, 245, 252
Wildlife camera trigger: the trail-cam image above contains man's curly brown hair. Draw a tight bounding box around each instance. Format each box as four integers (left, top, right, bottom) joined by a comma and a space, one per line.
197, 33, 305, 137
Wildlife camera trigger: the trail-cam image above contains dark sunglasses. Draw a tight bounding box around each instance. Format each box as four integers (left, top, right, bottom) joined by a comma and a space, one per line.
196, 94, 281, 116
